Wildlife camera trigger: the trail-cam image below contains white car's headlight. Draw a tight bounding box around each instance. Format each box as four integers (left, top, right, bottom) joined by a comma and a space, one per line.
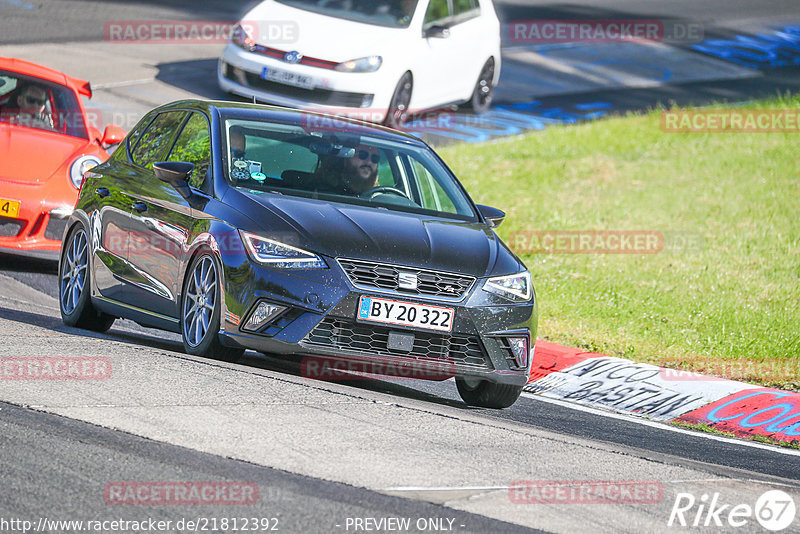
239, 230, 327, 269
483, 271, 532, 302
69, 155, 102, 190
335, 56, 382, 73
231, 23, 256, 51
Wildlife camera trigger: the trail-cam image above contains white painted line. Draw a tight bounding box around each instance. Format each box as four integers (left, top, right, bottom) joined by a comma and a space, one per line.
93, 78, 155, 89
384, 486, 507, 492
521, 392, 800, 456
385, 478, 799, 492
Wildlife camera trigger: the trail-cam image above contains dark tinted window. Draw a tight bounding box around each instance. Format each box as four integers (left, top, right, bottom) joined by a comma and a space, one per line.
168, 113, 211, 190
424, 0, 450, 26
131, 111, 186, 169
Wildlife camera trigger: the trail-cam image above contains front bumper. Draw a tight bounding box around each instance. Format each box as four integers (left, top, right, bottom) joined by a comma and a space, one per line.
217, 255, 537, 386
0, 180, 74, 260
218, 44, 394, 123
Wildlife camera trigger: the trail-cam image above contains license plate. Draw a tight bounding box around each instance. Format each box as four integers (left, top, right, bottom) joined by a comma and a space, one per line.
261, 67, 315, 90
357, 296, 454, 332
0, 198, 20, 218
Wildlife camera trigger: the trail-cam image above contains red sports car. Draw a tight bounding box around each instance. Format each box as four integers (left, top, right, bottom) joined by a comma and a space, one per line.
0, 57, 125, 259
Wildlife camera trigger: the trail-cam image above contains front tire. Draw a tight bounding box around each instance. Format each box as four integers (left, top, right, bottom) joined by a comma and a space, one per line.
456, 376, 523, 409
385, 72, 413, 129
181, 252, 244, 362
59, 225, 115, 332
467, 58, 495, 114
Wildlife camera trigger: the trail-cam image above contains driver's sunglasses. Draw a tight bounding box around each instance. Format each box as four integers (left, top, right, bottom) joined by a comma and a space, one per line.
357, 150, 380, 164
23, 95, 46, 107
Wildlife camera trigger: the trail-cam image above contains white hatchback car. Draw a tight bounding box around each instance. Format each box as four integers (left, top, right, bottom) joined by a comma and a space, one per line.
218, 0, 501, 127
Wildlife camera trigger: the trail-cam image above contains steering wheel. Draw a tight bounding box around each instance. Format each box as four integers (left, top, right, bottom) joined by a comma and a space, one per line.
359, 186, 409, 200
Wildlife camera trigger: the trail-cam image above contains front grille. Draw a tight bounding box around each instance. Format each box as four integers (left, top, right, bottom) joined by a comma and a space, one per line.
237, 71, 371, 108
338, 259, 475, 300
250, 44, 338, 70
302, 317, 492, 369
0, 217, 24, 237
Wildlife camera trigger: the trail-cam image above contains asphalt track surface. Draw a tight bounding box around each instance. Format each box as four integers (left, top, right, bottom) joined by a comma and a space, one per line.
3, 1, 800, 532
2, 402, 533, 534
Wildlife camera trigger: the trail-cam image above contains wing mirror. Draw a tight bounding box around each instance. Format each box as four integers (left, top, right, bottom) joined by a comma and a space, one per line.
154, 161, 194, 184
153, 161, 196, 202
101, 124, 126, 146
424, 25, 450, 39
477, 205, 506, 228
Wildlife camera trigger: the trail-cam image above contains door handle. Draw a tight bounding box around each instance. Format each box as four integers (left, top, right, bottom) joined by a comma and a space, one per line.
95, 187, 110, 198
132, 201, 148, 214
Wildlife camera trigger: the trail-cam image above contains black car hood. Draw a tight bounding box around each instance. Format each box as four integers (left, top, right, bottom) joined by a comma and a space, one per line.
234, 191, 517, 278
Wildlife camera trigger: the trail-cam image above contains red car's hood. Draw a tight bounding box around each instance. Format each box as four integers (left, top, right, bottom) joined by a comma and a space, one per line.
0, 124, 90, 183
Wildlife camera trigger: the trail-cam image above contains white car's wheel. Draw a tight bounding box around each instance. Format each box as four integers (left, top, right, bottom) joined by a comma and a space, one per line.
385, 72, 413, 129
468, 58, 495, 114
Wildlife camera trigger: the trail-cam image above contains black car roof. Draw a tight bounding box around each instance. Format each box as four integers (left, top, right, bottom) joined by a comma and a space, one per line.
154, 99, 428, 147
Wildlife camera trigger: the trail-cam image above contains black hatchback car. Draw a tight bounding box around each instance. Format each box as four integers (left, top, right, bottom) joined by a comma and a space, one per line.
59, 100, 536, 408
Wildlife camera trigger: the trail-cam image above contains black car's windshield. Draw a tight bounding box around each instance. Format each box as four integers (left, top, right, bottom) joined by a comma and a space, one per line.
274, 0, 419, 28
224, 118, 477, 221
0, 70, 88, 139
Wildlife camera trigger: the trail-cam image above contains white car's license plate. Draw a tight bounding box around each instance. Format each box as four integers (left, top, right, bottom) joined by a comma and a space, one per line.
261, 67, 315, 90
357, 296, 454, 332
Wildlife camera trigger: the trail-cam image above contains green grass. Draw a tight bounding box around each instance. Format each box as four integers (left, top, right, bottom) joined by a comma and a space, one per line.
439, 96, 800, 389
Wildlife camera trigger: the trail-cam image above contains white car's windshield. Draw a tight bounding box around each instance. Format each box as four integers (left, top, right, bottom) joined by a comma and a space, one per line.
224, 118, 477, 221
274, 0, 419, 28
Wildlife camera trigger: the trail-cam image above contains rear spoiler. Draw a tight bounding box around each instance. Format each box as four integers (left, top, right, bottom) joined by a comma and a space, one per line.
68, 76, 92, 98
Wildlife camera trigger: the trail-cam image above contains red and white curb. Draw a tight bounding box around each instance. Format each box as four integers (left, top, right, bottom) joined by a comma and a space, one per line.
526, 342, 800, 445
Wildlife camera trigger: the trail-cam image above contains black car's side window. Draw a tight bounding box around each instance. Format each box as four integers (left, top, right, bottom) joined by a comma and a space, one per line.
131, 111, 186, 169
126, 114, 154, 156
168, 112, 212, 191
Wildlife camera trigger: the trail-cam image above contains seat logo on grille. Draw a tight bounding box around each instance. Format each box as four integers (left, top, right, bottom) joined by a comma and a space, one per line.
284, 51, 303, 64
398, 272, 418, 290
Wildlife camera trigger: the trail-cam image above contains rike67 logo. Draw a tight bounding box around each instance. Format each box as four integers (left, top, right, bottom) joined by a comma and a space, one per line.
669, 490, 796, 531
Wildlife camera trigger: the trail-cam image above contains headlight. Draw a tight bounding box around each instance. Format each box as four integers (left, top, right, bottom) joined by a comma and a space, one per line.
335, 56, 382, 73
69, 155, 102, 190
239, 230, 327, 269
231, 23, 256, 51
483, 271, 532, 302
